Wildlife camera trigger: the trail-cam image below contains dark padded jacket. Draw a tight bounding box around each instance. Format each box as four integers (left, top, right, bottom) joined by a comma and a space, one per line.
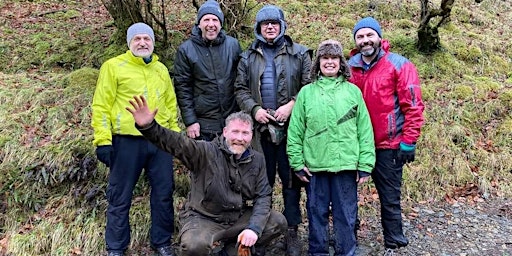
235, 35, 312, 151
173, 26, 242, 134
137, 121, 272, 236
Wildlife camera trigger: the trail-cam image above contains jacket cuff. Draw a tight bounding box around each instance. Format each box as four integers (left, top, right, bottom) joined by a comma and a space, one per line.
135, 120, 157, 131
251, 106, 262, 119
400, 141, 416, 151
358, 170, 371, 178
245, 224, 262, 237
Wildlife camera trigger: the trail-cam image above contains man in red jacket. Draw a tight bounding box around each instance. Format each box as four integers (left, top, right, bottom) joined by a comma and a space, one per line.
348, 17, 425, 256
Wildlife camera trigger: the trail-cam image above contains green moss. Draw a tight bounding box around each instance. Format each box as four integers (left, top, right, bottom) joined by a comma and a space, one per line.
467, 32, 482, 39
388, 34, 417, 58
475, 77, 501, 91
421, 84, 436, 101
441, 22, 461, 33
336, 17, 355, 29
467, 45, 483, 63
452, 85, 474, 100
395, 19, 416, 29
61, 68, 99, 89
63, 9, 81, 19
499, 118, 512, 134
499, 89, 512, 107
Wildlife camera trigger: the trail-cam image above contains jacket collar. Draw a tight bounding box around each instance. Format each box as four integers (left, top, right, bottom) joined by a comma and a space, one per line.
125, 50, 159, 65
214, 135, 254, 164
248, 35, 296, 55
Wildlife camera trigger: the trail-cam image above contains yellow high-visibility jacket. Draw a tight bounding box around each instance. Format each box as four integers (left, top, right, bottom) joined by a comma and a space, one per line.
91, 50, 180, 146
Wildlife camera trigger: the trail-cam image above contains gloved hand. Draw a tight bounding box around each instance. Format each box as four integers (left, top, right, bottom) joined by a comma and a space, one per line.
397, 142, 415, 164
96, 145, 113, 167
295, 167, 312, 183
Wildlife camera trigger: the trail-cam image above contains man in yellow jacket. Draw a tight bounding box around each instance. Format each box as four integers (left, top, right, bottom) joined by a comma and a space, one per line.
91, 22, 180, 256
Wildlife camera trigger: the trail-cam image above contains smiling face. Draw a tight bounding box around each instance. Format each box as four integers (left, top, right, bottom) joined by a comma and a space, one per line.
319, 55, 340, 78
129, 34, 154, 58
260, 20, 281, 43
223, 119, 253, 156
354, 27, 381, 62
198, 14, 222, 41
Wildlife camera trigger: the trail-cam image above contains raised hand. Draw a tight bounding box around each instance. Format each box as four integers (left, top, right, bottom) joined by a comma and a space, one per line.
126, 95, 158, 128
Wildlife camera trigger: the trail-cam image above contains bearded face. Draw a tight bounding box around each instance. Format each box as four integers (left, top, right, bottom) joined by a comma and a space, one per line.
355, 28, 381, 59
223, 119, 253, 156
129, 34, 154, 58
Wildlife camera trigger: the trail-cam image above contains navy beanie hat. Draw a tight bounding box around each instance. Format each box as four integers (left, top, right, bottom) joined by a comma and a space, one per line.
353, 17, 382, 39
254, 5, 287, 43
196, 0, 224, 25
126, 22, 155, 46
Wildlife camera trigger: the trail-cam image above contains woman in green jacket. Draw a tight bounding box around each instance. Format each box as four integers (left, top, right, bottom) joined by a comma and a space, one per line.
287, 39, 376, 256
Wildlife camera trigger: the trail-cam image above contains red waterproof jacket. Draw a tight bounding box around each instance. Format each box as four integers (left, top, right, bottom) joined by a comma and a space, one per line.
348, 40, 425, 149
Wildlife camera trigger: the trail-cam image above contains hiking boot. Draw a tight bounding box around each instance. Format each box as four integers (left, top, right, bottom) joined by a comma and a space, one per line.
285, 226, 302, 256
152, 245, 174, 256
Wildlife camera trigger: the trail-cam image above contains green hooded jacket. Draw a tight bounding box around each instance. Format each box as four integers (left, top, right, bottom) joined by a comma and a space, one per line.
287, 76, 375, 173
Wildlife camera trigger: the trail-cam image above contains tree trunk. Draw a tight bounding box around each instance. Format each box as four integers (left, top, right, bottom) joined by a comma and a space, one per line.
102, 0, 144, 46
417, 0, 454, 53
417, 24, 441, 53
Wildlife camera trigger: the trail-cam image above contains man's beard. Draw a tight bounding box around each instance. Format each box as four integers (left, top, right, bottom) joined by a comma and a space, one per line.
359, 41, 380, 57
227, 142, 248, 155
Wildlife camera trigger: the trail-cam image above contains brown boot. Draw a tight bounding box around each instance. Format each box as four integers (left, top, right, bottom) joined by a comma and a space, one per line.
285, 226, 302, 256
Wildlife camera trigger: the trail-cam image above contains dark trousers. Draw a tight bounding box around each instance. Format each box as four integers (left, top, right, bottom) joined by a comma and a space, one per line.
372, 149, 408, 248
177, 209, 287, 255
260, 133, 302, 227
105, 135, 175, 252
306, 171, 357, 256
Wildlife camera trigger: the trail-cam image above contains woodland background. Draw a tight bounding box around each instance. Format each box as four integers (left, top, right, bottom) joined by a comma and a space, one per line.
0, 0, 511, 255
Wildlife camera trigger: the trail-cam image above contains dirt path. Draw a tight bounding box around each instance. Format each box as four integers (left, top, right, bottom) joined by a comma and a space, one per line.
265, 197, 512, 256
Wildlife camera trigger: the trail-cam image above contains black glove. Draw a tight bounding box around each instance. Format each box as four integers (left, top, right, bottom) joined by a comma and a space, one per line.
96, 145, 113, 167
295, 169, 308, 180
397, 142, 415, 164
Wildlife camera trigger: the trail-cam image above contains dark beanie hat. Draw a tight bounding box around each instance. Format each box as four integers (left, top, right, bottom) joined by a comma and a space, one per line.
196, 0, 224, 25
254, 5, 287, 44
126, 22, 155, 47
311, 39, 351, 80
353, 17, 382, 39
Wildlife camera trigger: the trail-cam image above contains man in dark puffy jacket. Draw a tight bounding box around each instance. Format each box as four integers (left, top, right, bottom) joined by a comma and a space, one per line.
173, 0, 242, 141
126, 95, 287, 256
234, 4, 311, 256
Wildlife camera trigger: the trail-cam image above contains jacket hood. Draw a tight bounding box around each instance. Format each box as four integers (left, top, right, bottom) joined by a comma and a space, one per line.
248, 35, 296, 53
191, 25, 227, 46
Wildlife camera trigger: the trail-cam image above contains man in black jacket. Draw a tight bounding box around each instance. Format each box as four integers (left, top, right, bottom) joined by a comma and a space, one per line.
126, 95, 287, 256
234, 5, 312, 256
173, 0, 242, 141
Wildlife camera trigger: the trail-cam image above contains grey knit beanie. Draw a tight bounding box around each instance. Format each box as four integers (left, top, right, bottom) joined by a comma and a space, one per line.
311, 39, 351, 80
196, 0, 224, 25
254, 5, 287, 44
126, 22, 155, 46
353, 17, 382, 39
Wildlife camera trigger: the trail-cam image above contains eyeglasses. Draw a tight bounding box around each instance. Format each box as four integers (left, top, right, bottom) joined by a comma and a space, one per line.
261, 21, 280, 28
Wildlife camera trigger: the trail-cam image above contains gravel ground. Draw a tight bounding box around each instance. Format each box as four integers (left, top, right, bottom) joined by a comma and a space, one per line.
265, 197, 512, 256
